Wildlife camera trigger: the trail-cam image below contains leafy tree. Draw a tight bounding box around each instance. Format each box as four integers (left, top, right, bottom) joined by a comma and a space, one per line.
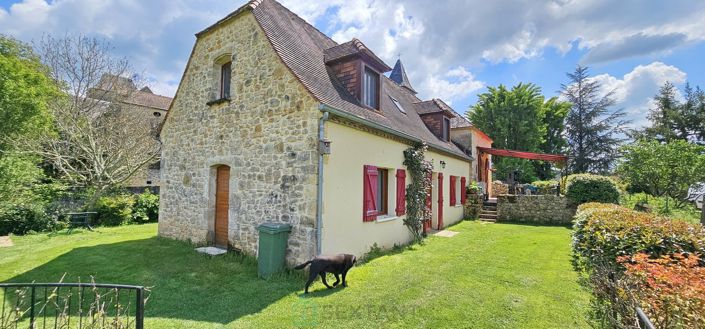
635, 82, 705, 144
20, 35, 161, 208
469, 83, 568, 182
0, 35, 57, 207
618, 140, 705, 209
0, 35, 55, 148
535, 97, 570, 179
561, 66, 628, 174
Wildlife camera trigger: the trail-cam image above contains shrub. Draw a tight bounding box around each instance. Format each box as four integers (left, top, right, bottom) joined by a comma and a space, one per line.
565, 174, 620, 205
0, 203, 59, 235
95, 194, 135, 226
531, 180, 559, 195
466, 181, 482, 195
133, 191, 159, 223
618, 253, 705, 329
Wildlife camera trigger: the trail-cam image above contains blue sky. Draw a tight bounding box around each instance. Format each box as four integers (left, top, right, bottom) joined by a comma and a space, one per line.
1, 0, 704, 128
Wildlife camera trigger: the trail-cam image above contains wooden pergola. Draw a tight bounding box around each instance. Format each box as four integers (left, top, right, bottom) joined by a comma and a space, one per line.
477, 147, 568, 164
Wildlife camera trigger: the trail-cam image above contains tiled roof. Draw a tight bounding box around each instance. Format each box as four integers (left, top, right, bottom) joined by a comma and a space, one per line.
389, 59, 416, 94
414, 99, 455, 116
449, 108, 472, 128
222, 0, 471, 160
92, 74, 172, 111
124, 91, 172, 110
324, 39, 392, 72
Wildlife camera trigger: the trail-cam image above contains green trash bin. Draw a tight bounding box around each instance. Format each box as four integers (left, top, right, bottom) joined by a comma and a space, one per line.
257, 222, 292, 278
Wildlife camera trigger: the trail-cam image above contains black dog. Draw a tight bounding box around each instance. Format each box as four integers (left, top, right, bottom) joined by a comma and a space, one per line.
294, 254, 356, 294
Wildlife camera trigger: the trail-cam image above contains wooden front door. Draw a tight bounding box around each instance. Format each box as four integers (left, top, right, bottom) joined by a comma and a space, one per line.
214, 165, 230, 248
424, 173, 432, 232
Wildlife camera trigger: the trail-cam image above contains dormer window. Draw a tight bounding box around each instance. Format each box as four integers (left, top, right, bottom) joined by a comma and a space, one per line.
362, 67, 379, 109
323, 39, 391, 111
220, 61, 231, 99
442, 117, 450, 141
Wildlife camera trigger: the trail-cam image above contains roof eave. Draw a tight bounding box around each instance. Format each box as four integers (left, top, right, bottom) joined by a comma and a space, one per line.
319, 103, 473, 162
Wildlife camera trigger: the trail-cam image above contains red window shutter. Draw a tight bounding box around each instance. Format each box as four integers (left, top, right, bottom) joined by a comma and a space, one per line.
438, 173, 444, 204
460, 177, 467, 205
363, 165, 378, 222
450, 176, 456, 206
395, 169, 406, 216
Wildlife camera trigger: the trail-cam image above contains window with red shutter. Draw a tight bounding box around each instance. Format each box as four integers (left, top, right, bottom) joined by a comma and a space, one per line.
460, 177, 467, 205
395, 169, 406, 216
363, 165, 378, 222
450, 175, 457, 206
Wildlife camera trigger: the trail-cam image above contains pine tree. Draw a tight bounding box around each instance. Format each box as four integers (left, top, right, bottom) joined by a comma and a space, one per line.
561, 66, 627, 174
635, 82, 705, 144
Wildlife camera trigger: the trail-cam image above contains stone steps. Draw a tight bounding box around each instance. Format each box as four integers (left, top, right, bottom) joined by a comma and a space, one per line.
479, 209, 498, 222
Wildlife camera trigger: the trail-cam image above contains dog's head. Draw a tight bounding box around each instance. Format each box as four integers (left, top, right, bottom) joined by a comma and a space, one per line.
345, 254, 357, 268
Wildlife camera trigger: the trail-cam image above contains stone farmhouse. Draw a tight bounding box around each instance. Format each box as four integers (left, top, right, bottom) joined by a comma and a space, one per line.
89, 74, 172, 189
158, 0, 493, 265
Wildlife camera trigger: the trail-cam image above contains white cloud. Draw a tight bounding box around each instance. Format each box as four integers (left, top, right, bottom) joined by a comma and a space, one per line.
0, 0, 702, 107
590, 62, 687, 128
425, 66, 484, 104
0, 0, 246, 96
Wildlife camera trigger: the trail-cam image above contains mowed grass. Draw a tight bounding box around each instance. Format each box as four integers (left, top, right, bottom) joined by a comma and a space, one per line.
0, 221, 590, 328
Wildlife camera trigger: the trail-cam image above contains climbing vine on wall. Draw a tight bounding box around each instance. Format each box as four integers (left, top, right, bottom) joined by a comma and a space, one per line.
403, 142, 433, 242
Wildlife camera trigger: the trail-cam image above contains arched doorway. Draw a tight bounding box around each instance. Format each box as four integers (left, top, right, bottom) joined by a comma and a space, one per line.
214, 165, 230, 248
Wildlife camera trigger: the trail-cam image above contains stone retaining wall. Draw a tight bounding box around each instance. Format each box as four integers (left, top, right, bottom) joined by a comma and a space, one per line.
497, 195, 576, 225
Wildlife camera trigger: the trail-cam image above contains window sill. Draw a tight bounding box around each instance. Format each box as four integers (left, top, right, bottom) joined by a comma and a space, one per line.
206, 97, 231, 106
375, 215, 400, 223
453, 205, 463, 208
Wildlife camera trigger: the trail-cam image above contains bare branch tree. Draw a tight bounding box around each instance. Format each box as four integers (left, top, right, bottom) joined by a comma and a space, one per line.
20, 35, 161, 208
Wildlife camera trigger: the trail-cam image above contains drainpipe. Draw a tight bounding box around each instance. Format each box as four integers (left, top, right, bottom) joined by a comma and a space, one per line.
316, 111, 330, 255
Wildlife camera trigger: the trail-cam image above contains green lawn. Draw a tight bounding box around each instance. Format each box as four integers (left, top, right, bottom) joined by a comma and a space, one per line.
0, 221, 590, 328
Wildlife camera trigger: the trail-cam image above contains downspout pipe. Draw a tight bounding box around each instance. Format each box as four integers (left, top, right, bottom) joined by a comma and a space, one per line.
316, 110, 330, 255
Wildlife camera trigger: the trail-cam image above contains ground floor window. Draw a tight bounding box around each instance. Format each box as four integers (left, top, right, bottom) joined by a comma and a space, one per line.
376, 168, 388, 215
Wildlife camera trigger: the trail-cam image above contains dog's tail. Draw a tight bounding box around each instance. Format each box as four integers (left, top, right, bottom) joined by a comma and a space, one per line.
294, 260, 312, 270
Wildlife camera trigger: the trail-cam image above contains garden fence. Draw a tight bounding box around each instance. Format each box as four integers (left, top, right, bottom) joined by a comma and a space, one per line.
0, 282, 145, 329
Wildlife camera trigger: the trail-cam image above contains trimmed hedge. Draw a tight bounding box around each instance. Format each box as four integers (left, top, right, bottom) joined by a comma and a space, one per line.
620, 253, 705, 328
531, 180, 558, 195
572, 203, 705, 328
573, 203, 705, 271
565, 174, 619, 205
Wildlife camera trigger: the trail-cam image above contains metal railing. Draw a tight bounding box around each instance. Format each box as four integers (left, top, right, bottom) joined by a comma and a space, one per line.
636, 307, 655, 329
0, 283, 145, 329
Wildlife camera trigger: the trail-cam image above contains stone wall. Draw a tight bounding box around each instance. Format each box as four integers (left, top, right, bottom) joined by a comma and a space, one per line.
158, 11, 320, 265
463, 194, 483, 219
496, 195, 576, 225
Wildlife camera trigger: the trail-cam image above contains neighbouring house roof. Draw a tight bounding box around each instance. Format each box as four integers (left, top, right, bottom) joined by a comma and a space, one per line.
92, 74, 172, 111
389, 59, 416, 94
124, 91, 172, 111
218, 0, 471, 160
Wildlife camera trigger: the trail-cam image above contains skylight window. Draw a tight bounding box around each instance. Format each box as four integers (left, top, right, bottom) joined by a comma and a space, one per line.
390, 96, 406, 114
